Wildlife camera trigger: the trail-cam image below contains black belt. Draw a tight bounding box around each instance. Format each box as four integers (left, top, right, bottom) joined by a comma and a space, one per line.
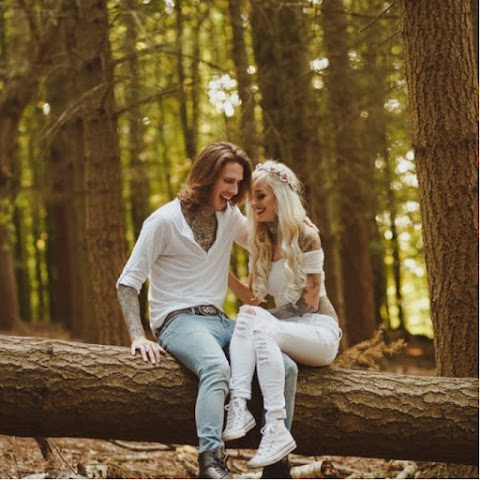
155, 305, 223, 337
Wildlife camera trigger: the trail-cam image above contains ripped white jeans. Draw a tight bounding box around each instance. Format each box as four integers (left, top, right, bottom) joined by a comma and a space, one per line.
229, 305, 342, 422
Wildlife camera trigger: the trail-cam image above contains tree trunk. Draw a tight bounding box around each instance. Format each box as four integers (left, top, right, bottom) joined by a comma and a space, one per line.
250, 0, 346, 333
250, 0, 282, 158
123, 0, 151, 327
0, 336, 477, 465
361, 0, 392, 329
0, 226, 19, 329
471, 0, 478, 72
400, 0, 479, 376
175, 0, 196, 161
0, 0, 64, 330
45, 8, 93, 335
228, 0, 259, 161
45, 33, 78, 330
321, 0, 377, 345
385, 151, 406, 331
12, 204, 32, 322
71, 0, 129, 346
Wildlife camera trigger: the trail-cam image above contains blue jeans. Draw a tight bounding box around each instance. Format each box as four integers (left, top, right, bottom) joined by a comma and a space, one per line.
158, 313, 298, 453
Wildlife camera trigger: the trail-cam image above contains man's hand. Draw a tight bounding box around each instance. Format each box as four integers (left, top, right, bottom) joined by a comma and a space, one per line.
131, 336, 166, 364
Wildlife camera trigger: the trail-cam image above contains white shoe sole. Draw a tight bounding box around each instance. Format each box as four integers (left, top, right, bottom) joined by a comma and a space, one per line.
247, 438, 297, 468
222, 417, 256, 442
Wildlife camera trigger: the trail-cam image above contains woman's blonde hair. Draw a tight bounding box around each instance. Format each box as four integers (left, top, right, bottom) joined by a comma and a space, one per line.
248, 160, 306, 304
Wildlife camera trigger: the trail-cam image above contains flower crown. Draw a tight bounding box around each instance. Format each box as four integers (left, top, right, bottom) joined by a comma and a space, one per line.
254, 163, 299, 192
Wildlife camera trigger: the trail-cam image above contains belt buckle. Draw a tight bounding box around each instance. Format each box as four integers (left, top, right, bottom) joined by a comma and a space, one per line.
198, 305, 218, 316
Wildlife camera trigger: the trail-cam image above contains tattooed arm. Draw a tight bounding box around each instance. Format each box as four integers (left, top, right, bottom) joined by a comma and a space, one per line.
267, 224, 322, 320
117, 284, 166, 363
317, 295, 338, 322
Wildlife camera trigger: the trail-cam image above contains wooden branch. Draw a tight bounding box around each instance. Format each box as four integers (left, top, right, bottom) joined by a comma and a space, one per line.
0, 336, 477, 465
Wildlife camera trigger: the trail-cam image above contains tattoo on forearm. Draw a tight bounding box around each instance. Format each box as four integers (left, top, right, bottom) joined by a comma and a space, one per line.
117, 284, 145, 338
268, 296, 316, 320
317, 296, 338, 322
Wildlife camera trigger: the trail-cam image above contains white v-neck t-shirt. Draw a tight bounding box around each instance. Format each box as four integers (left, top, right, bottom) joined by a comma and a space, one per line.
117, 198, 247, 331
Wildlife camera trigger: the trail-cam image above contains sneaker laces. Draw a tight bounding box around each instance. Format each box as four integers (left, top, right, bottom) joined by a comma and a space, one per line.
213, 451, 230, 476
204, 450, 230, 477
258, 423, 279, 454
224, 399, 246, 428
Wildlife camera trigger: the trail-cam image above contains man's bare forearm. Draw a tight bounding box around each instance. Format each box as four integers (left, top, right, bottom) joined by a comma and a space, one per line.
117, 284, 145, 339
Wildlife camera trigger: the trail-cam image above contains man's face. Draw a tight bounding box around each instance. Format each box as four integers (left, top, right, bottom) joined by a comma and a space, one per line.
209, 162, 244, 211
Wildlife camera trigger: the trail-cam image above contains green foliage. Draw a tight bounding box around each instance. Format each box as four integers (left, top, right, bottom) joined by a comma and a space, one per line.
3, 0, 431, 338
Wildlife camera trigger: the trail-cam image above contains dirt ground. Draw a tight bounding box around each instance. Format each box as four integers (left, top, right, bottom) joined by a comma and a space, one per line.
1, 435, 477, 479
1, 327, 477, 479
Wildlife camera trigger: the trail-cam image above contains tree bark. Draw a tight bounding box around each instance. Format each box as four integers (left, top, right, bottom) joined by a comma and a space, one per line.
228, 0, 259, 161
361, 0, 392, 329
122, 0, 151, 327
45, 3, 93, 336
321, 0, 377, 346
0, 0, 65, 330
0, 336, 477, 465
45, 14, 82, 331
250, 0, 346, 335
401, 0, 479, 376
471, 0, 478, 72
175, 0, 196, 161
72, 0, 129, 346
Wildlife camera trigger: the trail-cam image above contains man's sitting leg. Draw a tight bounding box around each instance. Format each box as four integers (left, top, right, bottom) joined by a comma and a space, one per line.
159, 315, 234, 479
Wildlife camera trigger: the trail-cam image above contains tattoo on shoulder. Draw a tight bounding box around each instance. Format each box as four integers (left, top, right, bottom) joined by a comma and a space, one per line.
299, 226, 321, 253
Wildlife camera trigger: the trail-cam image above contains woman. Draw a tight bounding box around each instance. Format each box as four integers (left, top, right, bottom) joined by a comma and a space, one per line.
223, 161, 342, 469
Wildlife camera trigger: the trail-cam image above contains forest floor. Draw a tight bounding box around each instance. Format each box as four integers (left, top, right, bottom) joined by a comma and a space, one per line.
1, 325, 478, 479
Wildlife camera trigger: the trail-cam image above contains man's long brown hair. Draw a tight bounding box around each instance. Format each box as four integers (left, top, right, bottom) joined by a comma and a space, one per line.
178, 142, 252, 211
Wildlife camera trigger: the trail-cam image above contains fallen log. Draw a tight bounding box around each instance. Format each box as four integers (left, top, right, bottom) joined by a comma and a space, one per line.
0, 335, 477, 465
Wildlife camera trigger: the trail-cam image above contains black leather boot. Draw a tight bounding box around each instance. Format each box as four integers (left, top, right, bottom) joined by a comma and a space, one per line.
198, 447, 232, 479
261, 456, 292, 479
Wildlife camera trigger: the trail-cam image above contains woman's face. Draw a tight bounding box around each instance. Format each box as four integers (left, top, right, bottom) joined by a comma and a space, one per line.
250, 177, 277, 223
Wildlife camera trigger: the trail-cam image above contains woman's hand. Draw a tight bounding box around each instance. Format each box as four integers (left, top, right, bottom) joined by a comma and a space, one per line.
131, 336, 166, 364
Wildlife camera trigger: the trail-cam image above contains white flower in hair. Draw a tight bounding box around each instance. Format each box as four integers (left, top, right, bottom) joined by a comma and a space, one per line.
255, 162, 299, 192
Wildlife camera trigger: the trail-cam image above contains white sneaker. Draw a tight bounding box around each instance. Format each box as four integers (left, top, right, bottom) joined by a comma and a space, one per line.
222, 398, 256, 442
247, 421, 296, 468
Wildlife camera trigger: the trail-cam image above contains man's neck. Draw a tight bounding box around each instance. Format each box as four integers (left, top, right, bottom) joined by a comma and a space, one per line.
181, 203, 217, 252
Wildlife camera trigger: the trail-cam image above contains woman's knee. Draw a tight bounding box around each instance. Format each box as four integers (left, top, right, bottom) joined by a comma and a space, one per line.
252, 322, 281, 365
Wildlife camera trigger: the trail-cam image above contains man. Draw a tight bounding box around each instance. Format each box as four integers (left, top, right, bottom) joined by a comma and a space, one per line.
117, 142, 297, 479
